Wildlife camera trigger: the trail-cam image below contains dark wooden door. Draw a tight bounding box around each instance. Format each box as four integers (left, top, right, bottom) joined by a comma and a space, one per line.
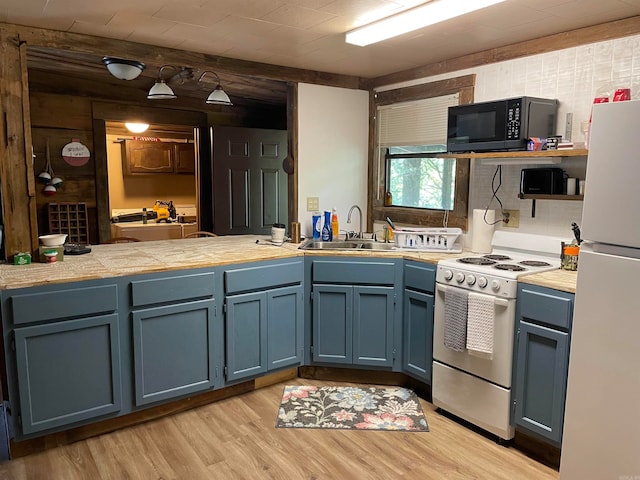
213, 126, 287, 235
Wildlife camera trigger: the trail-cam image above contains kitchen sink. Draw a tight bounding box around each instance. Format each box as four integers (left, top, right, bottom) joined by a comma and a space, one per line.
299, 239, 396, 251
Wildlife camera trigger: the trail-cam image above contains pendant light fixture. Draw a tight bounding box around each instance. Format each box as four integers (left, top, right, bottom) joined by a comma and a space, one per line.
102, 57, 146, 80
197, 71, 233, 106
147, 65, 178, 100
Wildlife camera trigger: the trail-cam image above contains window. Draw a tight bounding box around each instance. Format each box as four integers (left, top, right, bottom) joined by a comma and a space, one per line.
369, 75, 475, 230
386, 147, 455, 210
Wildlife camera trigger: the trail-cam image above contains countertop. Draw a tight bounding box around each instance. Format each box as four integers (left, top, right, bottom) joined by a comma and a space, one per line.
0, 236, 577, 293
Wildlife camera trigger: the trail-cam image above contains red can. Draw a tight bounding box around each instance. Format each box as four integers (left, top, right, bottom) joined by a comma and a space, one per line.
613, 88, 631, 102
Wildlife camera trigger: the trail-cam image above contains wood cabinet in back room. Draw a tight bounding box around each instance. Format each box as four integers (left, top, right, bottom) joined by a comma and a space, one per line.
121, 140, 195, 175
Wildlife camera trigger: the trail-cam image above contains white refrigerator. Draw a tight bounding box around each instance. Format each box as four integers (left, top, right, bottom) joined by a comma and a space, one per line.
560, 100, 640, 479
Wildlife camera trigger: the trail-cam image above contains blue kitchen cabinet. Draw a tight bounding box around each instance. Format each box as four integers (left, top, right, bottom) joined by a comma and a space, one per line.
311, 259, 399, 368
2, 281, 122, 436
513, 284, 573, 446
224, 259, 304, 382
402, 262, 436, 383
129, 271, 219, 406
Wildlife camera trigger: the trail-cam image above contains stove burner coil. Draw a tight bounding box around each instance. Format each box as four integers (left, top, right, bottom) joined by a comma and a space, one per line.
457, 257, 497, 265
494, 264, 526, 271
519, 260, 551, 267
483, 254, 511, 261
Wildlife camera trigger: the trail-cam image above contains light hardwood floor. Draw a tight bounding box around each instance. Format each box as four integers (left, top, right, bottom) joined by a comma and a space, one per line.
0, 379, 559, 479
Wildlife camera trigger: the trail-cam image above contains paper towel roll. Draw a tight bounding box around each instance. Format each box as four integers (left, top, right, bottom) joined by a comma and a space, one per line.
472, 209, 496, 254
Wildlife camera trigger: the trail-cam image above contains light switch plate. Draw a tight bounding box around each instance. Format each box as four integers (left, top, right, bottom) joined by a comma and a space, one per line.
306, 197, 319, 212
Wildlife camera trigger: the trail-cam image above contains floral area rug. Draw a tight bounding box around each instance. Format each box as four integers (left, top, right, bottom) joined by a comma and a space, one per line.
275, 385, 429, 432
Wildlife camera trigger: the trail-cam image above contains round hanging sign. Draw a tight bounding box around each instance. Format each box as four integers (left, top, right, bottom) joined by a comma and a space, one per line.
62, 139, 91, 167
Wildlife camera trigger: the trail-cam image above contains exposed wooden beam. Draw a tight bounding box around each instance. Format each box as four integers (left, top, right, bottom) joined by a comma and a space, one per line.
0, 31, 39, 258
1, 22, 368, 91
371, 15, 640, 88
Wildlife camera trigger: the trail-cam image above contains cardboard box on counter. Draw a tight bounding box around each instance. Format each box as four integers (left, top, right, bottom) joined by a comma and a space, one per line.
38, 245, 64, 262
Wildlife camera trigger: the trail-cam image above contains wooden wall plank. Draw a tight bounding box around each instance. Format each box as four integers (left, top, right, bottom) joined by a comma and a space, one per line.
29, 91, 93, 130
286, 82, 298, 225
1, 22, 366, 90
0, 30, 38, 257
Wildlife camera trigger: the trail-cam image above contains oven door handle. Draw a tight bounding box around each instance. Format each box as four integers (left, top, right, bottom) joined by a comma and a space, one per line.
436, 284, 510, 308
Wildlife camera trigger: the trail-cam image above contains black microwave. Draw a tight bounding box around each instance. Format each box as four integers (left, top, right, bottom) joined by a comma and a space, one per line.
447, 96, 558, 152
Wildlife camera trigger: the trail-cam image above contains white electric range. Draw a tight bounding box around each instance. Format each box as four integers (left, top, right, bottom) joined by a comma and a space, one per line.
436, 231, 563, 299
432, 231, 566, 440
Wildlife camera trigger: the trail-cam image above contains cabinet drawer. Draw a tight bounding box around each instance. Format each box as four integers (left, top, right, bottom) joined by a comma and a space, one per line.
519, 286, 573, 330
131, 272, 215, 307
312, 260, 396, 285
404, 262, 436, 293
225, 260, 303, 295
11, 284, 118, 325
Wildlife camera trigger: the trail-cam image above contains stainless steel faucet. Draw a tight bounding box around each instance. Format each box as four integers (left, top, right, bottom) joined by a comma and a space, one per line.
347, 204, 363, 239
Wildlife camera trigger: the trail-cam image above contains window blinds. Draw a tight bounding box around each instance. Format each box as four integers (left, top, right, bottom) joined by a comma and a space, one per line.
377, 93, 459, 147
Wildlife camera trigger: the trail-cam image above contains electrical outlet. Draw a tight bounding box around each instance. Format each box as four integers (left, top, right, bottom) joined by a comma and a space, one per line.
306, 197, 319, 212
503, 209, 520, 228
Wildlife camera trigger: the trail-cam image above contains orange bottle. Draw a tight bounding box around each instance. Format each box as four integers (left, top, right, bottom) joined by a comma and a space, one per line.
331, 208, 339, 239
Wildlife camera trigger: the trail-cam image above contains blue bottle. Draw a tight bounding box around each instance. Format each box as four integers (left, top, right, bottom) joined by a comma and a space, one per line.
321, 210, 332, 241
312, 213, 322, 239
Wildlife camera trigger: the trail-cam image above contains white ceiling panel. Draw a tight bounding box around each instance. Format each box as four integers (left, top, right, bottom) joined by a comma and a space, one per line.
1, 0, 639, 79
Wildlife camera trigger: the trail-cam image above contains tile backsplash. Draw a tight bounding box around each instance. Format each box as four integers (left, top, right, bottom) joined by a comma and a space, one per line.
379, 33, 640, 241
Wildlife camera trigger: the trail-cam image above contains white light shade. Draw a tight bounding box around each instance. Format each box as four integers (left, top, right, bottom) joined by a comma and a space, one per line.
102, 57, 145, 80
147, 80, 176, 100
125, 122, 150, 133
206, 86, 233, 106
345, 0, 506, 46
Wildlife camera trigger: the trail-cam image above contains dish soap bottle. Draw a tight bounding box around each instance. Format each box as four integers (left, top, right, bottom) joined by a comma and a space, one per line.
321, 210, 332, 241
331, 208, 339, 239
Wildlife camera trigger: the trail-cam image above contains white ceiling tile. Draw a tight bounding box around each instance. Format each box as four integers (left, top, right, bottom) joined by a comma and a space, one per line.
198, 0, 285, 18
68, 19, 132, 39
205, 15, 282, 36
162, 23, 226, 43
152, 4, 228, 28
260, 4, 336, 29
7, 14, 75, 31
125, 31, 185, 50
107, 12, 176, 36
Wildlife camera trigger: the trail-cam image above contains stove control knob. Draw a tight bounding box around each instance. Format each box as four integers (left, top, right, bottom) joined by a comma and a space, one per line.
466, 274, 476, 286
455, 272, 465, 284
444, 269, 453, 281
477, 277, 488, 288
491, 280, 501, 292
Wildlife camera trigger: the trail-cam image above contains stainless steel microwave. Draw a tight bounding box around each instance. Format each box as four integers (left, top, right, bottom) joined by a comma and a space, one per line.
447, 96, 558, 152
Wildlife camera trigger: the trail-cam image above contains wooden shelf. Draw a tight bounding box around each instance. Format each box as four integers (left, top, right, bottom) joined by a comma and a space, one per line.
518, 193, 584, 217
438, 149, 588, 159
518, 194, 584, 201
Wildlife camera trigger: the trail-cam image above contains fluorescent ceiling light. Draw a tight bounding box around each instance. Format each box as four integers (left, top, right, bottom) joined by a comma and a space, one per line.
125, 122, 150, 133
345, 0, 506, 47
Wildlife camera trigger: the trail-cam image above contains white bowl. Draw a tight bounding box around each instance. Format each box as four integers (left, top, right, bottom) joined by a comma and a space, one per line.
39, 234, 68, 246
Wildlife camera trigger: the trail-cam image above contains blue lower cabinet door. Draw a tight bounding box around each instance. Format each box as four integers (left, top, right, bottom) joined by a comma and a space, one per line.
226, 292, 268, 381
14, 314, 122, 435
267, 285, 303, 370
403, 289, 434, 382
132, 299, 216, 405
312, 285, 352, 364
353, 286, 394, 367
514, 320, 569, 444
